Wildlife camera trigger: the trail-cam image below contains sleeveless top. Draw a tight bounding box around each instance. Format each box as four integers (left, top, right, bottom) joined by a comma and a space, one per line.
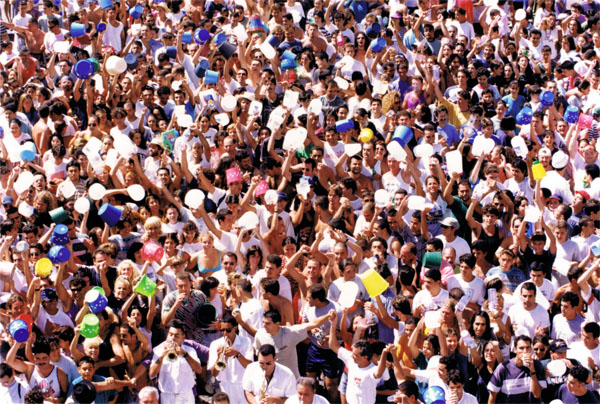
30, 365, 61, 398
198, 250, 221, 273
478, 225, 502, 264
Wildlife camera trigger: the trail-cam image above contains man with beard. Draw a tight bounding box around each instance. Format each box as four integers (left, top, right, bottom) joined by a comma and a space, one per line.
335, 154, 374, 193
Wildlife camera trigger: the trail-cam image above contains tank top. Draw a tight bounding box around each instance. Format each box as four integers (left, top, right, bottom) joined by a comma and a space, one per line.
30, 365, 61, 398
103, 21, 124, 53
478, 225, 502, 264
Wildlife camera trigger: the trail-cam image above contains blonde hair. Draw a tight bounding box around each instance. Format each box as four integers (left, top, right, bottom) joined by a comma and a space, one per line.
143, 216, 163, 241
117, 259, 140, 284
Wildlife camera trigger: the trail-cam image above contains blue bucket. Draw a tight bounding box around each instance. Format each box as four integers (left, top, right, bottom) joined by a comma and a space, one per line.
195, 58, 210, 78
248, 17, 263, 32
19, 142, 36, 162
336, 119, 354, 133
98, 203, 122, 227
70, 22, 86, 38
347, 0, 368, 22
96, 22, 107, 32
365, 23, 381, 39
124, 53, 138, 69
194, 29, 210, 44
8, 320, 28, 343
423, 386, 445, 404
85, 289, 108, 313
165, 46, 177, 59
74, 59, 94, 79
129, 4, 143, 19
281, 50, 296, 61
564, 105, 579, 124
516, 107, 533, 125
266, 35, 280, 48
393, 125, 413, 146
213, 33, 227, 46
48, 245, 71, 265
182, 32, 193, 44
218, 41, 236, 59
99, 0, 112, 10
370, 38, 385, 53
50, 224, 69, 246
281, 58, 297, 71
540, 91, 554, 107
204, 70, 219, 84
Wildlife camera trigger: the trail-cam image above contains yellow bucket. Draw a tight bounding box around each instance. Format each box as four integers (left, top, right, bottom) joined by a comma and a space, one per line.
34, 258, 53, 278
360, 268, 389, 298
532, 161, 546, 181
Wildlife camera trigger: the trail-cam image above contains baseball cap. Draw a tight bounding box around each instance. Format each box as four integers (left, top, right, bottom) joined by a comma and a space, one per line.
576, 190, 591, 201
550, 339, 568, 352
538, 147, 552, 157
440, 217, 459, 229
548, 194, 563, 203
41, 288, 58, 302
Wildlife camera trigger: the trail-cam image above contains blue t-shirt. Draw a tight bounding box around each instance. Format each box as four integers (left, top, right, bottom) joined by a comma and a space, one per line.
68, 375, 116, 404
557, 383, 600, 404
502, 94, 526, 118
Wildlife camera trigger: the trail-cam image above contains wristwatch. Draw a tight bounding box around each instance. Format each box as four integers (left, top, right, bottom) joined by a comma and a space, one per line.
235, 353, 240, 359
183, 352, 189, 359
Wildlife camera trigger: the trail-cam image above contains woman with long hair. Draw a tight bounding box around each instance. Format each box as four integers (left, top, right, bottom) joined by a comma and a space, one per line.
17, 92, 38, 125
161, 205, 184, 237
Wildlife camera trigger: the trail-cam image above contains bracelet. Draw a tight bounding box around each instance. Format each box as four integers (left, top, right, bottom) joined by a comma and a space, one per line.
183, 352, 189, 359
34, 289, 40, 292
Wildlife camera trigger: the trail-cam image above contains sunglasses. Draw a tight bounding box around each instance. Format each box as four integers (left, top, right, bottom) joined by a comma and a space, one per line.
71, 287, 82, 293
221, 328, 233, 333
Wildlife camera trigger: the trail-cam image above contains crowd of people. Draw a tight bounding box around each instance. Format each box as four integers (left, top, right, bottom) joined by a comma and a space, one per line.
1, 0, 600, 403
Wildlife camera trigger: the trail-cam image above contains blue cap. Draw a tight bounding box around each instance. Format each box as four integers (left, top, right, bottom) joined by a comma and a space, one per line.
277, 192, 288, 201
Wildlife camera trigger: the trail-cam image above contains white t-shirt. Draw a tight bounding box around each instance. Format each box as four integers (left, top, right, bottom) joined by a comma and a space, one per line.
412, 288, 450, 313
337, 347, 384, 404
446, 275, 485, 306
238, 298, 265, 342
436, 235, 471, 264
507, 303, 550, 339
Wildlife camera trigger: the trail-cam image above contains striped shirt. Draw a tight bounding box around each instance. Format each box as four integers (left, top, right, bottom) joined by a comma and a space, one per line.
488, 359, 547, 403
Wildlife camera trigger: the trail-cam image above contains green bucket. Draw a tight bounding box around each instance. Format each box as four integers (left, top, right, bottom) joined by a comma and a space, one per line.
134, 275, 157, 297
80, 313, 100, 338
